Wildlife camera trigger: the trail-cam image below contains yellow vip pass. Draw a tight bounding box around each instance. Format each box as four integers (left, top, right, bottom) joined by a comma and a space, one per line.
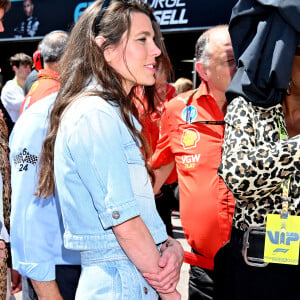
264, 214, 300, 265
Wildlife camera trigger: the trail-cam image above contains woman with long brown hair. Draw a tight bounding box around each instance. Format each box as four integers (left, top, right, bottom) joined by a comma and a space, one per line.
36, 0, 183, 299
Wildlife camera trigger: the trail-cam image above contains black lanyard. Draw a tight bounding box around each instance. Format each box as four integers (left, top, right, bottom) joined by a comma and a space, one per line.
185, 90, 225, 125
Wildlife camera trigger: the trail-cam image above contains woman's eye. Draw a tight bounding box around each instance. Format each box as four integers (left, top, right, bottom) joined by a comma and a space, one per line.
138, 37, 146, 42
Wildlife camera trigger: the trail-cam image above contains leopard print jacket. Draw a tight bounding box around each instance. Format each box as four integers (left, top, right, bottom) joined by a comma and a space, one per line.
0, 117, 11, 234
218, 97, 300, 231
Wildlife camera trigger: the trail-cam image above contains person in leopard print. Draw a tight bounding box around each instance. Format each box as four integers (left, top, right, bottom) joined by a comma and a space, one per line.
0, 114, 11, 300
215, 0, 300, 299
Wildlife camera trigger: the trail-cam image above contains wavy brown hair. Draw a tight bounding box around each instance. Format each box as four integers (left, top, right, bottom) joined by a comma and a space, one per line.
0, 0, 11, 11
36, 0, 172, 198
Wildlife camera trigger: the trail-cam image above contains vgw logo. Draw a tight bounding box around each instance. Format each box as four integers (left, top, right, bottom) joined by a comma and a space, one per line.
267, 230, 300, 253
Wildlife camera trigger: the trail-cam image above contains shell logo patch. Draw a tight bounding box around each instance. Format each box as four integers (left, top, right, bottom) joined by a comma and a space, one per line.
181, 128, 200, 150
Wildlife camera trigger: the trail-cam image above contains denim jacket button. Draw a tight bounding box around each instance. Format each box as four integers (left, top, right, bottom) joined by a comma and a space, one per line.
112, 211, 120, 219
143, 287, 148, 295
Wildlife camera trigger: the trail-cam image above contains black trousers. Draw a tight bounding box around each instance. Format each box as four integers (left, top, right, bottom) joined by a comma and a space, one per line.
214, 228, 300, 300
22, 265, 81, 300
188, 248, 214, 300
155, 184, 177, 237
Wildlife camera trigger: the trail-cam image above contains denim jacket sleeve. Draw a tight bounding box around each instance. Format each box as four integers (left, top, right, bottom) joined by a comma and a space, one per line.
66, 107, 141, 229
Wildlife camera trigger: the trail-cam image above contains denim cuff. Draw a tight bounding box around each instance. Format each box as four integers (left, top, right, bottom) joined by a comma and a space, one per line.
98, 199, 140, 229
17, 260, 56, 281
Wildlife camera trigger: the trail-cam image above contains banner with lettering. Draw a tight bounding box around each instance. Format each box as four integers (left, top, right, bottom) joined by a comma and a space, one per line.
0, 0, 237, 41
148, 0, 237, 32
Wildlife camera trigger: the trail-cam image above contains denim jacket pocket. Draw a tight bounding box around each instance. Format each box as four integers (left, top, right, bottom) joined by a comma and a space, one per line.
124, 141, 144, 164
124, 142, 153, 198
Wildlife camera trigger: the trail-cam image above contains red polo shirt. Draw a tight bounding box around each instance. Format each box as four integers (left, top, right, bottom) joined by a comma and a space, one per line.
152, 82, 235, 269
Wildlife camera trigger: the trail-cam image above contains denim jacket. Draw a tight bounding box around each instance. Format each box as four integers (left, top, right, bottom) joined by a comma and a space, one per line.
54, 89, 167, 251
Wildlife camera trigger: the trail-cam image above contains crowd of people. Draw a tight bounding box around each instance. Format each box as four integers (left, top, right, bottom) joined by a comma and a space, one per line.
0, 0, 300, 299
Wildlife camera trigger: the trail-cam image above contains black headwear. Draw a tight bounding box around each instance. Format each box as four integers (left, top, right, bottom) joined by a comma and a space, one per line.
226, 0, 300, 107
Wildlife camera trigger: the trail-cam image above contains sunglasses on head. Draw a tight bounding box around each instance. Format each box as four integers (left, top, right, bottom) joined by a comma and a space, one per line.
93, 0, 111, 36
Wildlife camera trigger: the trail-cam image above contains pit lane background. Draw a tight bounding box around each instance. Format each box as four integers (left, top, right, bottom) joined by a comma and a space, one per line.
0, 0, 237, 85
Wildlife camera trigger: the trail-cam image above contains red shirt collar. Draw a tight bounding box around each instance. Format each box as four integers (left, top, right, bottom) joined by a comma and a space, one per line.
38, 68, 60, 80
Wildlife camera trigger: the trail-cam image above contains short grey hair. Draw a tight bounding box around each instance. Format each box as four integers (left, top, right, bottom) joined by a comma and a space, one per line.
195, 25, 228, 66
195, 33, 210, 66
40, 30, 69, 63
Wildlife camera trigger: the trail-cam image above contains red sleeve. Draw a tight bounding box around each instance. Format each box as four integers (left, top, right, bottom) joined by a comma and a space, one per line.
165, 167, 177, 184
166, 84, 177, 101
151, 134, 174, 168
151, 106, 175, 168
151, 132, 177, 184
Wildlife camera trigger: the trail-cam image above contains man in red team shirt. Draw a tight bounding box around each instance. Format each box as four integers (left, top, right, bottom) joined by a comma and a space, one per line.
149, 25, 236, 299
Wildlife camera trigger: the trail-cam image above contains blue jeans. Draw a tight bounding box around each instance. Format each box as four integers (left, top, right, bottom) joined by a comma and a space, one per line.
76, 249, 158, 300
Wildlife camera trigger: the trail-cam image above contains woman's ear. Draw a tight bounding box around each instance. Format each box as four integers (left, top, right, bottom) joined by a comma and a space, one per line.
95, 36, 106, 48
95, 35, 114, 63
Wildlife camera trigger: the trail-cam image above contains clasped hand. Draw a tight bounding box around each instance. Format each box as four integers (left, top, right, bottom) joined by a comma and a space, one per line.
143, 237, 184, 299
